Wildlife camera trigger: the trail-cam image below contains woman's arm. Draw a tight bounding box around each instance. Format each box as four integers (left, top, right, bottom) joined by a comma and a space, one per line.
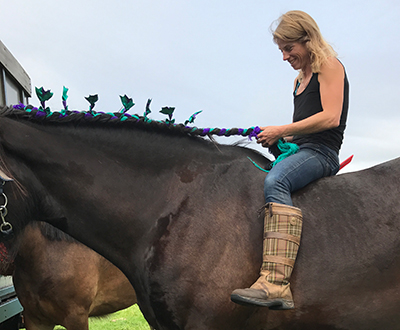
257, 58, 345, 147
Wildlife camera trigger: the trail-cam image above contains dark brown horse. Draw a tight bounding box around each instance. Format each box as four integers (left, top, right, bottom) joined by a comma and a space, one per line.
0, 105, 399, 330
8, 221, 139, 330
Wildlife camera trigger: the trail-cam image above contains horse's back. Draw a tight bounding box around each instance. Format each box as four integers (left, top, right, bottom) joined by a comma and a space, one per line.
286, 158, 400, 329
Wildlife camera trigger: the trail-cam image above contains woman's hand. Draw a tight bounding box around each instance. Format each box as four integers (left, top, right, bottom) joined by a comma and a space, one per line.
256, 126, 284, 148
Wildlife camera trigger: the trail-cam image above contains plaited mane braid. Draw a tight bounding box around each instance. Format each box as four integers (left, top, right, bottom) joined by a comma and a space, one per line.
2, 104, 261, 140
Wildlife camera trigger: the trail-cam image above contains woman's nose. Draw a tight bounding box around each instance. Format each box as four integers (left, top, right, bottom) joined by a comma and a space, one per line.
282, 51, 290, 61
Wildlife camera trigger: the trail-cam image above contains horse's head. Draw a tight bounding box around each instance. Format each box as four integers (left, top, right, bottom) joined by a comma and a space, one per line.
0, 160, 29, 268
0, 123, 66, 243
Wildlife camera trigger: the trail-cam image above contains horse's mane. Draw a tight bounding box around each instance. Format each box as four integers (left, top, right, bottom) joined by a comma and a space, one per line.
35, 221, 79, 243
0, 106, 260, 141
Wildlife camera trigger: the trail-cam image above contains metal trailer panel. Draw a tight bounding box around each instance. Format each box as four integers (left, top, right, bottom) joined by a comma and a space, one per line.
0, 298, 22, 324
0, 283, 23, 324
0, 40, 31, 97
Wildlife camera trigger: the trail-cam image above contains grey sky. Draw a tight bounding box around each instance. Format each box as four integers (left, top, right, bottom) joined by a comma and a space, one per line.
1, 0, 400, 173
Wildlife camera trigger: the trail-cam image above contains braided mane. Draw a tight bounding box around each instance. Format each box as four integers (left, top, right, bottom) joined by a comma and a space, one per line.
0, 105, 260, 140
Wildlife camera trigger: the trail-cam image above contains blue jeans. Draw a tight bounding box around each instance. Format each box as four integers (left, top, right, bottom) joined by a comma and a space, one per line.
264, 143, 340, 206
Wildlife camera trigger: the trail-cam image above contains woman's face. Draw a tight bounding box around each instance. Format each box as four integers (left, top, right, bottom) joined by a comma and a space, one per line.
276, 40, 310, 71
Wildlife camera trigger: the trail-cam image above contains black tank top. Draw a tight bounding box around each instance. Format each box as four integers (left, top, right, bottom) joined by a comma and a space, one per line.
292, 67, 349, 154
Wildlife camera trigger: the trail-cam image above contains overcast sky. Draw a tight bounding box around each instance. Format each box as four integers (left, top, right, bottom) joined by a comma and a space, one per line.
1, 0, 400, 173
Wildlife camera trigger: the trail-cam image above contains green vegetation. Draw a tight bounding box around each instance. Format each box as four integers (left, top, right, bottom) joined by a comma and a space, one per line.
41, 305, 149, 330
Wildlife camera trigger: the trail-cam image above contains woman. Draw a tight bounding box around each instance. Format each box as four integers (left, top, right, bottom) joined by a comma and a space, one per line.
231, 10, 349, 310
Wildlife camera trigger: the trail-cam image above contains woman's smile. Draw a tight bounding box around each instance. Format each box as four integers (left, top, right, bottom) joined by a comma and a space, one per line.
277, 40, 310, 71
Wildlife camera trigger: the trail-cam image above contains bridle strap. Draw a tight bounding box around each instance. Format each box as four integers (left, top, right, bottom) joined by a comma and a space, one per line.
0, 171, 13, 239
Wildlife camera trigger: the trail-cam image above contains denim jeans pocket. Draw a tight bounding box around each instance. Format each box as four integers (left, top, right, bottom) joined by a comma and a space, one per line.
319, 147, 340, 176
300, 143, 340, 177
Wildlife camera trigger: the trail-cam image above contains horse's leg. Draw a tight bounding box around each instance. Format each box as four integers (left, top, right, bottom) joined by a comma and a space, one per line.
23, 313, 55, 330
89, 257, 137, 316
61, 312, 89, 330
13, 225, 97, 330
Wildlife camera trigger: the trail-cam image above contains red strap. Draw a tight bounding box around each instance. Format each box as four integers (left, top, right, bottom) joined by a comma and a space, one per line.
339, 155, 353, 170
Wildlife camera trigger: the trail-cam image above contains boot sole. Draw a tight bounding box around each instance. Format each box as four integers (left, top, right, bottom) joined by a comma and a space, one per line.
230, 293, 294, 310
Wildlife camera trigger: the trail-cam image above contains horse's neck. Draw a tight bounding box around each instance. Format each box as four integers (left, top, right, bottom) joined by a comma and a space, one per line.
0, 118, 227, 217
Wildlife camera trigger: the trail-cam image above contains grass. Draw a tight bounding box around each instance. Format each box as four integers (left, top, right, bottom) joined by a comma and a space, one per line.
27, 305, 151, 330
86, 305, 151, 330
88, 305, 151, 330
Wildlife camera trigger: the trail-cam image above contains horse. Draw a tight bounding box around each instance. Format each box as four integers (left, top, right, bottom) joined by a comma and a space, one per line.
0, 105, 399, 330
3, 221, 143, 330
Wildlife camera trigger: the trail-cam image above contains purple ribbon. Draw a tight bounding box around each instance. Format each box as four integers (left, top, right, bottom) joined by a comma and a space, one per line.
13, 103, 25, 110
248, 126, 261, 140
35, 111, 46, 118
218, 128, 227, 136
200, 128, 210, 136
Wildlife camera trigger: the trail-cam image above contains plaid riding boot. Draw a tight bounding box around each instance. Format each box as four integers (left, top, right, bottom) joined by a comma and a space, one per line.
231, 202, 303, 310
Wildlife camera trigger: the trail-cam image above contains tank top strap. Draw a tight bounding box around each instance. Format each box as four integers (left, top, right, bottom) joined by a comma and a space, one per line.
294, 80, 301, 96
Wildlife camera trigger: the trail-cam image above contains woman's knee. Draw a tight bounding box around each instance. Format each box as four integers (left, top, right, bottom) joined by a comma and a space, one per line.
264, 174, 292, 205
264, 173, 289, 194
264, 172, 278, 192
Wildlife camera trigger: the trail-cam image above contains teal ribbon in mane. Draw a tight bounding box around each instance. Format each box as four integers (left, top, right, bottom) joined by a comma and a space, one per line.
248, 139, 299, 173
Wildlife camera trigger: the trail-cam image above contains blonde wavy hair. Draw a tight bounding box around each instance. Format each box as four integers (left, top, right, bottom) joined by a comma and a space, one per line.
271, 10, 337, 80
